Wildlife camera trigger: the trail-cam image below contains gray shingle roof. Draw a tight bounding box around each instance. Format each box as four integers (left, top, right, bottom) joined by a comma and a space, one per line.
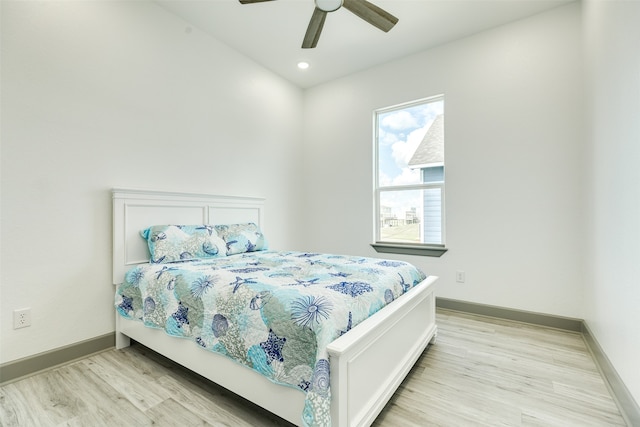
408, 114, 444, 168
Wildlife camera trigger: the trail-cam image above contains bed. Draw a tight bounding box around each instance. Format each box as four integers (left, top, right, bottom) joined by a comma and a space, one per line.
112, 188, 438, 427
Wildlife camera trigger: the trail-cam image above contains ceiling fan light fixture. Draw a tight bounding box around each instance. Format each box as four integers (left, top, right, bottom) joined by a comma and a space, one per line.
315, 0, 343, 12
239, 0, 397, 49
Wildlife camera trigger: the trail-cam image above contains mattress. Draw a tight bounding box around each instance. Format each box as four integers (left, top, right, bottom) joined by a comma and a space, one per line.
115, 250, 427, 426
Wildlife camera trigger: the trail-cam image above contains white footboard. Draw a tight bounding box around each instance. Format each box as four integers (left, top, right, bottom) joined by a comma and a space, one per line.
114, 275, 437, 426
328, 275, 437, 426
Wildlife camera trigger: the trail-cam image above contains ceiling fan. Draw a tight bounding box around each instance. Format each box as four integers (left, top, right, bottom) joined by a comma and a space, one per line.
239, 0, 399, 49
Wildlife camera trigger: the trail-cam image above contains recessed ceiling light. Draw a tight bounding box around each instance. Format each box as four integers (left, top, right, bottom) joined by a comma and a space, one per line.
297, 62, 310, 70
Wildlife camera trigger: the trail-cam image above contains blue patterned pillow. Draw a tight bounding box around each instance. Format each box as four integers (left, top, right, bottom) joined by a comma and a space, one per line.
140, 225, 226, 263
213, 223, 268, 256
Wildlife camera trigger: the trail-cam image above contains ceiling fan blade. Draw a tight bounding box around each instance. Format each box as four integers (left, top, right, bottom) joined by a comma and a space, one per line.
302, 8, 327, 49
342, 0, 398, 32
239, 0, 275, 4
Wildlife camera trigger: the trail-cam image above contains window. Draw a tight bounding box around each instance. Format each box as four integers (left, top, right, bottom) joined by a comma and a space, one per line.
372, 96, 447, 257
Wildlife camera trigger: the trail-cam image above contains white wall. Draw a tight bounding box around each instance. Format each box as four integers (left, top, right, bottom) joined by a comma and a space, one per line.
0, 1, 304, 363
302, 3, 585, 318
583, 0, 640, 406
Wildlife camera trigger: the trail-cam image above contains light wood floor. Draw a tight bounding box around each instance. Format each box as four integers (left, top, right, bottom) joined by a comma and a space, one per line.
0, 309, 627, 426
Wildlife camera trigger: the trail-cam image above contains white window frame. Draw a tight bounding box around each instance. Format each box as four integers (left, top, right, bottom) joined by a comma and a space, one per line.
372, 96, 447, 257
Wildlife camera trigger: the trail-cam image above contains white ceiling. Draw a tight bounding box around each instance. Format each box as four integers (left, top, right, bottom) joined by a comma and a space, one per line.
156, 0, 573, 89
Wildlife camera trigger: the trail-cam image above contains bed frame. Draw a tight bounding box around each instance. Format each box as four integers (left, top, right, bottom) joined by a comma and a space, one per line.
112, 188, 438, 426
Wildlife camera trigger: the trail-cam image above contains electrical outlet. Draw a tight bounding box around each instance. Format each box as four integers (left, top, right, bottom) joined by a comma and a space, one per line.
13, 308, 31, 329
456, 271, 466, 283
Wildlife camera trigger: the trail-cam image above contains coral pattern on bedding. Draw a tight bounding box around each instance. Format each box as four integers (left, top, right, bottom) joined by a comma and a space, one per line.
214, 222, 268, 255
140, 225, 227, 263
115, 251, 427, 427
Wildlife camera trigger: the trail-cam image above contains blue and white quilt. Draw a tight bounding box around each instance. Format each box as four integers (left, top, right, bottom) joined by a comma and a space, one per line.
115, 251, 427, 426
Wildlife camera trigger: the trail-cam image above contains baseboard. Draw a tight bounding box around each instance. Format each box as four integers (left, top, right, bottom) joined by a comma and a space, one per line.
0, 333, 114, 385
582, 322, 640, 427
436, 297, 639, 426
436, 297, 583, 331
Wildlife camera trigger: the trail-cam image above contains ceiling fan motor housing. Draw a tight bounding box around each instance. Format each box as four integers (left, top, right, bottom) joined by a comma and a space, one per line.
315, 0, 343, 12
239, 0, 398, 49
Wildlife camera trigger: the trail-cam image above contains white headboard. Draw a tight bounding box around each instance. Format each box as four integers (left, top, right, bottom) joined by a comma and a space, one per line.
112, 188, 265, 285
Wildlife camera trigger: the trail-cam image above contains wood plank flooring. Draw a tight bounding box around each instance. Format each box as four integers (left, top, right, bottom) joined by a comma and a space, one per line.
0, 309, 627, 426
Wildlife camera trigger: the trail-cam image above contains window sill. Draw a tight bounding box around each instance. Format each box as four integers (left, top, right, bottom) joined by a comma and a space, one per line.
371, 243, 448, 257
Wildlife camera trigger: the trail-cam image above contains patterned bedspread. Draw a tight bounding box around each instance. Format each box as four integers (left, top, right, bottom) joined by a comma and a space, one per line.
115, 251, 427, 426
